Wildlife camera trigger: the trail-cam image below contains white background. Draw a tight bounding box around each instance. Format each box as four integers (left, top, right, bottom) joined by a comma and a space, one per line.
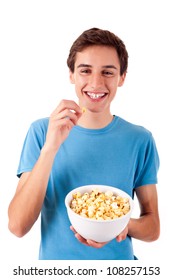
0, 0, 172, 277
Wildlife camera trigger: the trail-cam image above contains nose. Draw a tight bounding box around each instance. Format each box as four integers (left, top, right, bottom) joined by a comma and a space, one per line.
89, 73, 104, 89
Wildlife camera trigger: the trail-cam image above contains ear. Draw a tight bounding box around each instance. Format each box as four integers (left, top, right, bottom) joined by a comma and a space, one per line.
118, 72, 126, 87
69, 71, 75, 84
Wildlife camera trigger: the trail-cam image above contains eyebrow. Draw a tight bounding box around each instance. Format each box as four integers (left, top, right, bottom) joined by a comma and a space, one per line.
77, 64, 92, 68
77, 64, 118, 70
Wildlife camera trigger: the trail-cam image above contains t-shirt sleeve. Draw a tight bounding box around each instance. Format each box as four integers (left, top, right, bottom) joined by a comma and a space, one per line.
17, 120, 47, 177
134, 132, 160, 188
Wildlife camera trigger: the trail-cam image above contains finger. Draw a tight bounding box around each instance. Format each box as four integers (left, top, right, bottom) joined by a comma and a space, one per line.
50, 117, 75, 130
70, 226, 106, 248
53, 99, 82, 115
116, 228, 128, 242
86, 239, 108, 248
75, 233, 90, 246
54, 109, 79, 125
70, 226, 107, 248
116, 235, 123, 242
70, 226, 77, 234
70, 227, 90, 246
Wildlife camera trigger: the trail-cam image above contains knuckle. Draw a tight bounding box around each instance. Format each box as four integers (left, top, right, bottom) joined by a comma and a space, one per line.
64, 118, 72, 127
64, 108, 69, 115
60, 99, 67, 106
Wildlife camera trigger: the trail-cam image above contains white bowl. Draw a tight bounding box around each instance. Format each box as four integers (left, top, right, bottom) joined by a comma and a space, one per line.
65, 185, 133, 243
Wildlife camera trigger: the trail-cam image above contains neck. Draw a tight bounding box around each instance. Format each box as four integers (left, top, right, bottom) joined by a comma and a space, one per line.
77, 110, 114, 129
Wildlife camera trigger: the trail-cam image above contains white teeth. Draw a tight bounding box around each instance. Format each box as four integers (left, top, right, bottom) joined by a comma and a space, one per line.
87, 92, 106, 99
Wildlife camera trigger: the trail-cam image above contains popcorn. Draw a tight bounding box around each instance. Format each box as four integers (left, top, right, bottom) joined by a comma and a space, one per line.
70, 188, 130, 220
82, 107, 87, 113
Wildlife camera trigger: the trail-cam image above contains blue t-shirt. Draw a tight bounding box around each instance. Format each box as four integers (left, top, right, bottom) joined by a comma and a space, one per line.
17, 116, 159, 260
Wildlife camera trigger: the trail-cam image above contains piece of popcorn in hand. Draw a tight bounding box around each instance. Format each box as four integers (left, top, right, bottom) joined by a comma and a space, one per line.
82, 107, 87, 113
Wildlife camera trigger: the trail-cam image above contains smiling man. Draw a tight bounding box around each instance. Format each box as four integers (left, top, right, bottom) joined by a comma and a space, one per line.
70, 44, 125, 128
8, 28, 160, 260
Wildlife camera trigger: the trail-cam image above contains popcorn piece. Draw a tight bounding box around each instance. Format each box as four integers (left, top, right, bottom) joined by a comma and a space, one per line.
70, 188, 130, 220
73, 192, 82, 199
105, 191, 113, 197
82, 107, 87, 113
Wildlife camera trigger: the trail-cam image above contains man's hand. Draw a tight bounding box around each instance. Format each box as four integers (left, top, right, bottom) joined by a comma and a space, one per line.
115, 225, 128, 242
70, 226, 108, 248
70, 225, 128, 248
44, 100, 82, 153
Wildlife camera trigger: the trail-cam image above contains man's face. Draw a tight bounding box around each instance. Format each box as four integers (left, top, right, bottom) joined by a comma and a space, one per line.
70, 45, 126, 114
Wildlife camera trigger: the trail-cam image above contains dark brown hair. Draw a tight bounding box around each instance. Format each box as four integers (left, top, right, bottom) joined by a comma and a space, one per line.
67, 27, 128, 75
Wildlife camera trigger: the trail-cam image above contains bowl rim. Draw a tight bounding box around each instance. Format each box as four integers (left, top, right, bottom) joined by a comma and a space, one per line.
65, 184, 133, 223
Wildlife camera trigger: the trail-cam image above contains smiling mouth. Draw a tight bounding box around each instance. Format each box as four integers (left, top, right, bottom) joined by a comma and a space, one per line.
84, 91, 108, 100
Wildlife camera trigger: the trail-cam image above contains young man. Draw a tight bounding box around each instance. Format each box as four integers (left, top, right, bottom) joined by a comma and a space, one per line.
8, 28, 160, 260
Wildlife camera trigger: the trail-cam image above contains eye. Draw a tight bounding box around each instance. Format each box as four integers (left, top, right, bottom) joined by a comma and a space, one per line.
80, 68, 91, 74
102, 70, 114, 76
